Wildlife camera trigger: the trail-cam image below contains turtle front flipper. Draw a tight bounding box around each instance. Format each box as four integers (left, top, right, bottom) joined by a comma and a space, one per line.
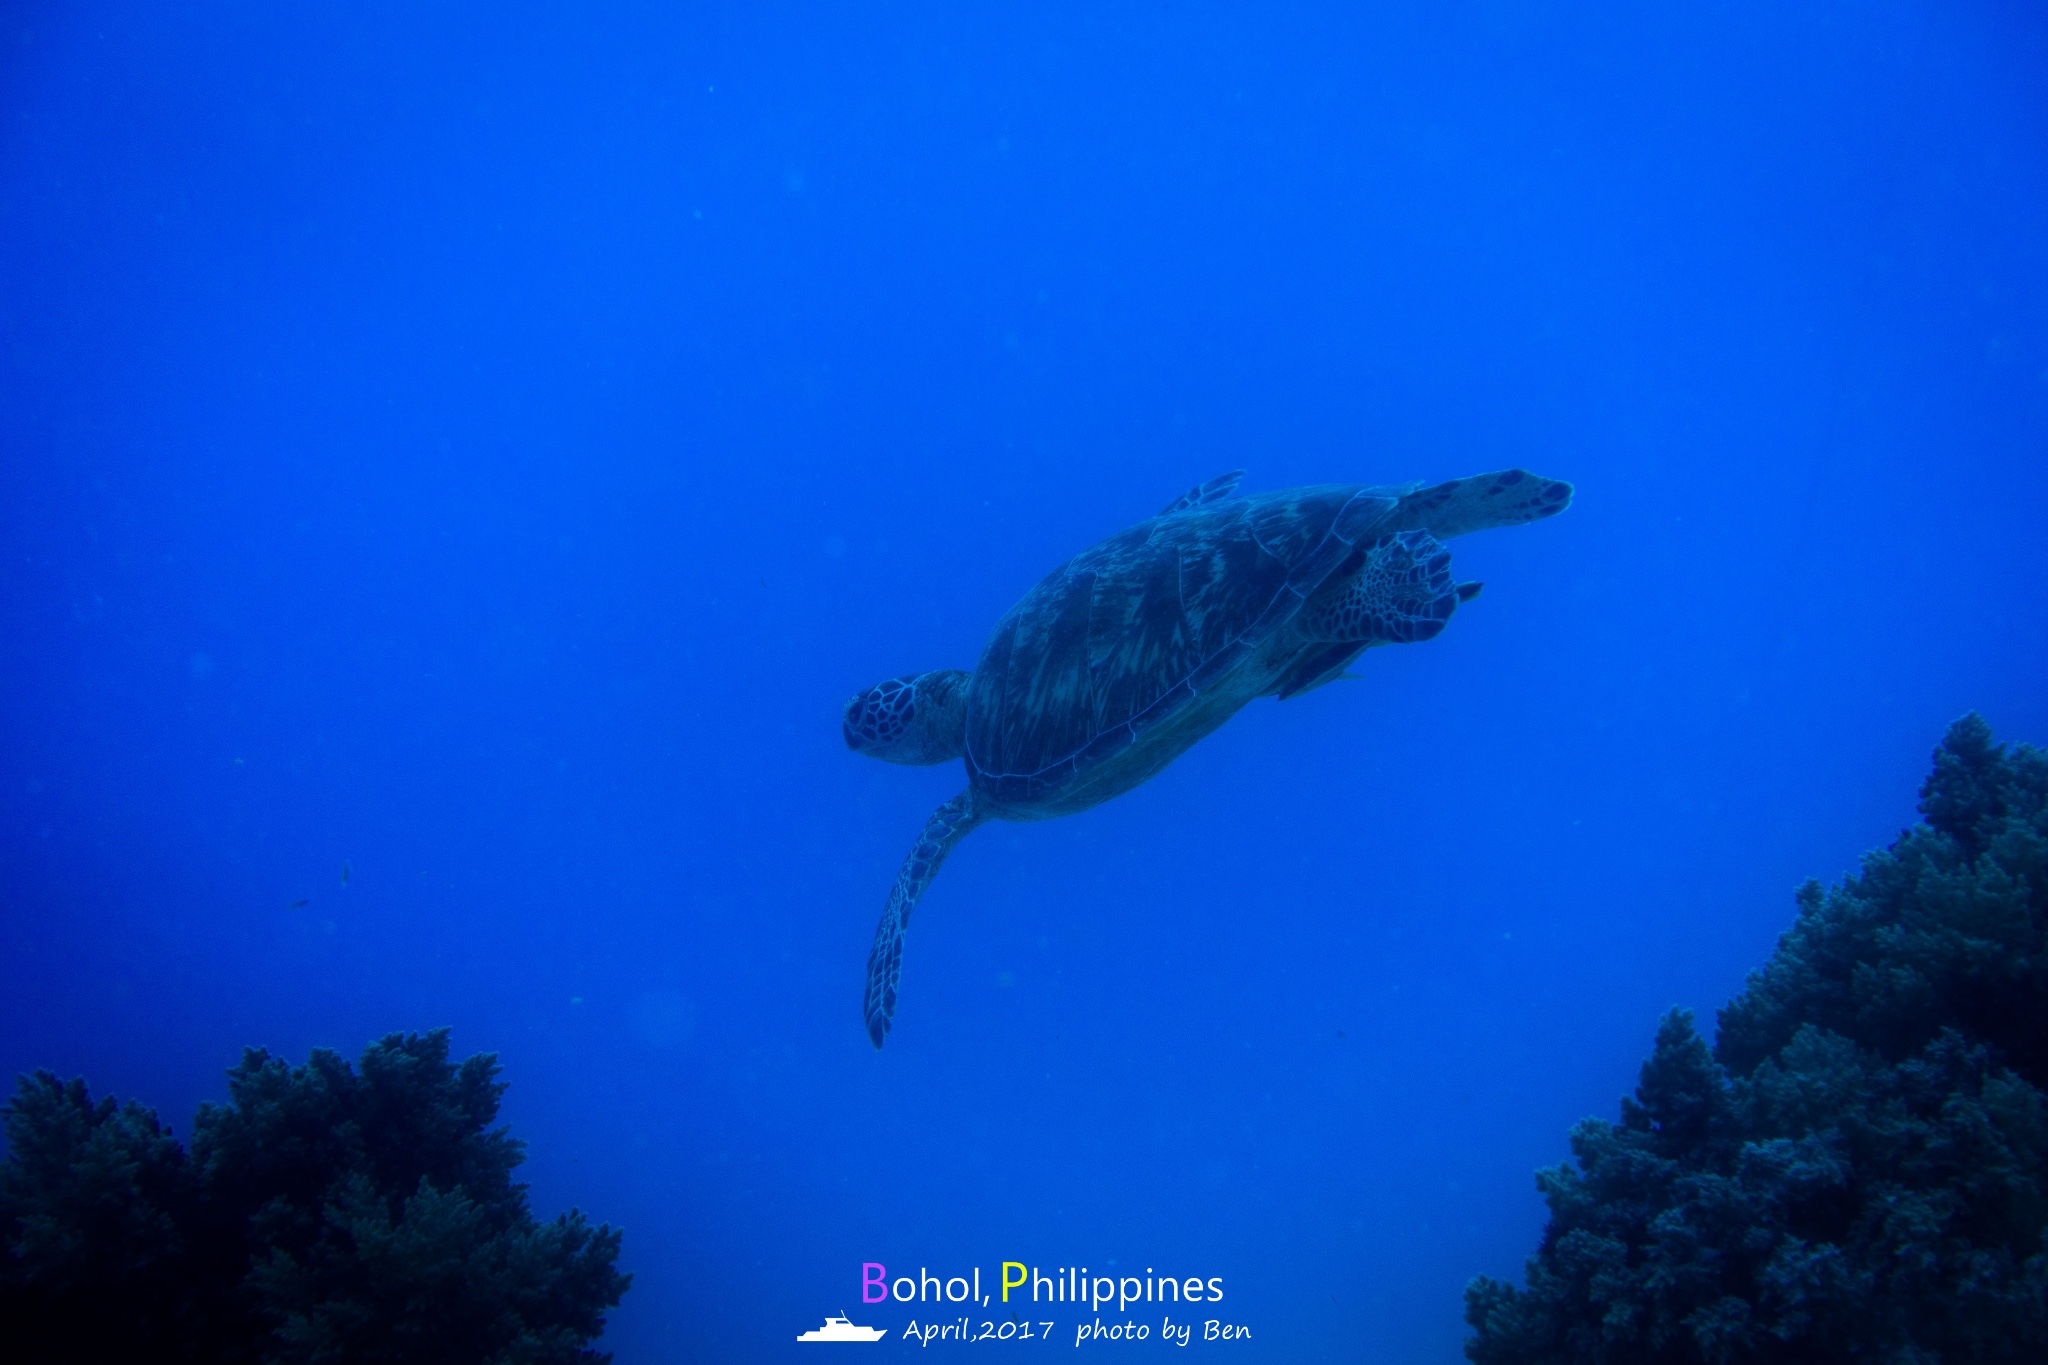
863, 789, 989, 1049
1300, 529, 1461, 645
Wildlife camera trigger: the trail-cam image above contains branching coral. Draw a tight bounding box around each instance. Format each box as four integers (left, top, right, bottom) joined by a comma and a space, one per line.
1466, 715, 2048, 1364
0, 1029, 628, 1365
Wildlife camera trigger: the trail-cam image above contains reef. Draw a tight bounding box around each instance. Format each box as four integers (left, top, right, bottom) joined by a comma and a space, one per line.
1465, 715, 2048, 1364
0, 1028, 628, 1364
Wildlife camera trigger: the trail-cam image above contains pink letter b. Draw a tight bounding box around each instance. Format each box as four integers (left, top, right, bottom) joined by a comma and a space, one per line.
862, 1263, 887, 1304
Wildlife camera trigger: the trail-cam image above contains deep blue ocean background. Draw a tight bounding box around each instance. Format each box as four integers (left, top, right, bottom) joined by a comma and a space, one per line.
4, 3, 2046, 1359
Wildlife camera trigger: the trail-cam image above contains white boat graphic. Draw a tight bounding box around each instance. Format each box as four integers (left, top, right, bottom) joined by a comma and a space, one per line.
798, 1313, 886, 1343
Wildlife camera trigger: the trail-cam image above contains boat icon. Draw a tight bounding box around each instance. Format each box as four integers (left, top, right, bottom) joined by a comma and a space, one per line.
798, 1312, 886, 1342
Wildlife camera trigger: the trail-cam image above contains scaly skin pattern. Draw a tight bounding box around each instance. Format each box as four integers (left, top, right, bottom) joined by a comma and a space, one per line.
842, 669, 970, 765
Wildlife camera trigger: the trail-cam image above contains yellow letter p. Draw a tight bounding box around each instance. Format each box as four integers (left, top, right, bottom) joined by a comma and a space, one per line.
1001, 1262, 1027, 1302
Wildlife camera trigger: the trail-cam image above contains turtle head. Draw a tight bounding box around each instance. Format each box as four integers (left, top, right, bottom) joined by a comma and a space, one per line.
842, 669, 971, 765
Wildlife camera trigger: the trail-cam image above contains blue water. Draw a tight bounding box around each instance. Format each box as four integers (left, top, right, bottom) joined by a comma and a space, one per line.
4, 3, 2046, 1359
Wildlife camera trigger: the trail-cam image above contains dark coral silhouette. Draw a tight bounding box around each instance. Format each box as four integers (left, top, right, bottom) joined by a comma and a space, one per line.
0, 1028, 628, 1365
1466, 715, 2048, 1364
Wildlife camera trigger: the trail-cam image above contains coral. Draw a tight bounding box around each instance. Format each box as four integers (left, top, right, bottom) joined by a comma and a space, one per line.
0, 1029, 628, 1365
1466, 715, 2048, 1364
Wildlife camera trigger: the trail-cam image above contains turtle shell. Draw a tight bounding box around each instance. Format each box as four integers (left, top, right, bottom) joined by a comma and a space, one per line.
965, 485, 1398, 808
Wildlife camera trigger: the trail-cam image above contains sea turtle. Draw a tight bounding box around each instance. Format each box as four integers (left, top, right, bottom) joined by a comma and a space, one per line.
843, 467, 1573, 1047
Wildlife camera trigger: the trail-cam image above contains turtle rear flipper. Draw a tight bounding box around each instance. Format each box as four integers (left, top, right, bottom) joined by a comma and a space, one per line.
1300, 529, 1459, 645
1277, 570, 1480, 699
1392, 469, 1573, 539
864, 789, 988, 1049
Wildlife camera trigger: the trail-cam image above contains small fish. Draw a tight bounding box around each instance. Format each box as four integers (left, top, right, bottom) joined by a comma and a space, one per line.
288, 898, 310, 910
340, 860, 351, 887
